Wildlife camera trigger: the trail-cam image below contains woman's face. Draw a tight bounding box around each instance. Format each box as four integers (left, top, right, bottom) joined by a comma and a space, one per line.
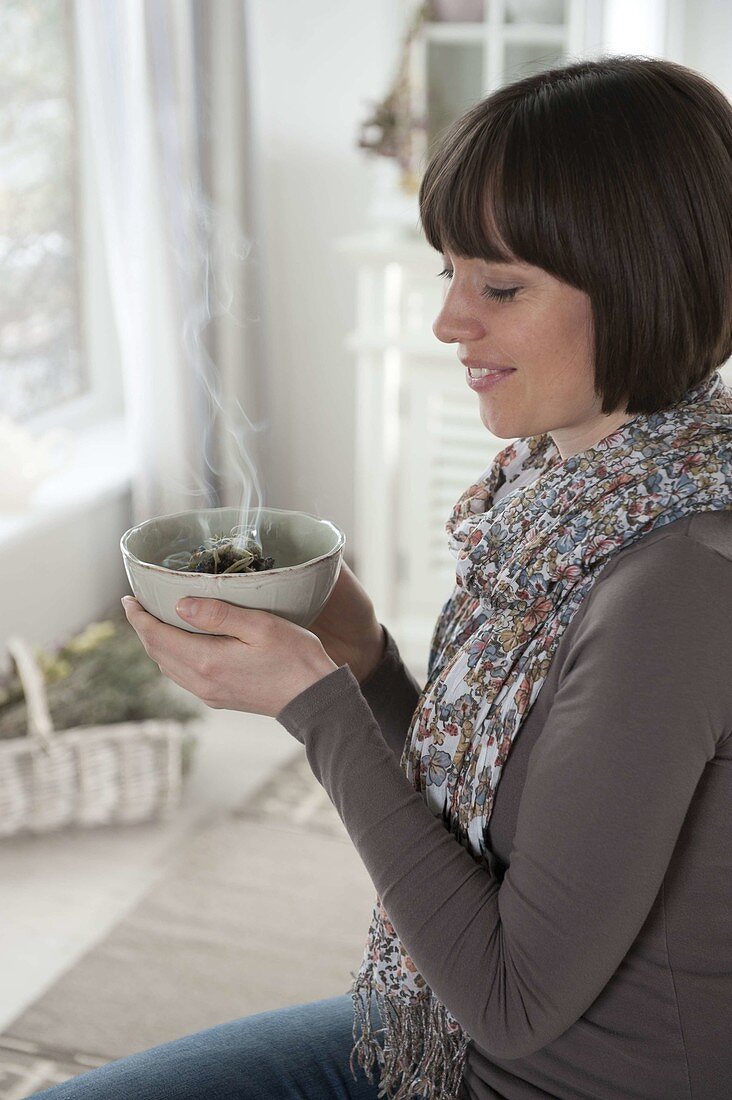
432, 252, 634, 460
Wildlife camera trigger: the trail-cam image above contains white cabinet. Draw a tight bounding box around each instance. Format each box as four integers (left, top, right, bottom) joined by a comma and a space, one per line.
421, 0, 603, 105
400, 0, 606, 188
367, 0, 605, 227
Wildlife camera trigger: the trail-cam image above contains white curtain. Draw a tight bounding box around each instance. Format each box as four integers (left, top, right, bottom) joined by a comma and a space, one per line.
73, 0, 267, 527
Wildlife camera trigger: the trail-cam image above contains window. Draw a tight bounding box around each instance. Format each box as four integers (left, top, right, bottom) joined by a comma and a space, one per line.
0, 0, 85, 424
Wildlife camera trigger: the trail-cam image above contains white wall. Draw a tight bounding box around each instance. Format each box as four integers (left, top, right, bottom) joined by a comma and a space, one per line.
0, 419, 133, 658
245, 0, 401, 568
0, 494, 132, 656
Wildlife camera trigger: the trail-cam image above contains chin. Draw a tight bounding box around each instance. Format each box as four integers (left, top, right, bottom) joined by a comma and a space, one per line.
480, 401, 551, 441
479, 407, 521, 439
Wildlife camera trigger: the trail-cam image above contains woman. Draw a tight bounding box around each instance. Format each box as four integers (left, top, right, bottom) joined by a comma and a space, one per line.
31, 54, 731, 1100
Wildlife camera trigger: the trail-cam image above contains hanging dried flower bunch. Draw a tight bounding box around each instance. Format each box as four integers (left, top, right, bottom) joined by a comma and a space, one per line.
356, 0, 431, 182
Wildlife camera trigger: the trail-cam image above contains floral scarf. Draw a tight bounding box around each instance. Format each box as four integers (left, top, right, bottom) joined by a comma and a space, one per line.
348, 369, 732, 1100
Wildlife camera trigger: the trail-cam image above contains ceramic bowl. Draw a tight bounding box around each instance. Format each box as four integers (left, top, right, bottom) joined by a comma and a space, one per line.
120, 506, 345, 633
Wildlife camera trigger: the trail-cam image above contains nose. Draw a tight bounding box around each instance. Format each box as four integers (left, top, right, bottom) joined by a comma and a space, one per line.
432, 288, 486, 345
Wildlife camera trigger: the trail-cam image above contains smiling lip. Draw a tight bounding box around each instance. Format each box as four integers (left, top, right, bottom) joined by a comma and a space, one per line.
459, 358, 515, 372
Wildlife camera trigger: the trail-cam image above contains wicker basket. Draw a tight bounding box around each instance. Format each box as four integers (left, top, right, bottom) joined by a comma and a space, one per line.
0, 635, 190, 837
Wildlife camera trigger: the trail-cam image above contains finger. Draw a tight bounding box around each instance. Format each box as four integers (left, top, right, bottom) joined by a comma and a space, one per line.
175, 597, 271, 639
156, 659, 214, 705
122, 596, 227, 671
122, 598, 165, 647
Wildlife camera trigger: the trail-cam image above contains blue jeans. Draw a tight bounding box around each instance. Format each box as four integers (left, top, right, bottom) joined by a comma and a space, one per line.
25, 993, 409, 1100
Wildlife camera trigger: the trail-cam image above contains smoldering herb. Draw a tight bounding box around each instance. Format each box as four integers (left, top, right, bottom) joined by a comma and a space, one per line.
161, 531, 276, 574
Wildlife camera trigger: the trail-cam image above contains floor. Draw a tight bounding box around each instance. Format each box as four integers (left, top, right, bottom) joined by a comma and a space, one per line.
0, 690, 301, 1035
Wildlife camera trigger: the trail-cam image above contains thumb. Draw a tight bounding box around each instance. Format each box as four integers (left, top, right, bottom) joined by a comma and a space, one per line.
176, 597, 241, 634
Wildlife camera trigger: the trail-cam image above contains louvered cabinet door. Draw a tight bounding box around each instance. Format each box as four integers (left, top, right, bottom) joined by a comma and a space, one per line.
394, 354, 508, 677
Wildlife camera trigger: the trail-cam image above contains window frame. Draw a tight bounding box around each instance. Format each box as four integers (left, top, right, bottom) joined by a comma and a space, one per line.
20, 0, 125, 439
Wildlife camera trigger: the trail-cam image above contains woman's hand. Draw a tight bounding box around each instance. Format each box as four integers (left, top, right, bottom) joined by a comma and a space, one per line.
307, 560, 386, 685
121, 596, 338, 718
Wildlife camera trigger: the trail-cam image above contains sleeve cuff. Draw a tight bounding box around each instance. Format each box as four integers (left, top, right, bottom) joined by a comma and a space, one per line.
275, 661, 364, 743
359, 623, 413, 694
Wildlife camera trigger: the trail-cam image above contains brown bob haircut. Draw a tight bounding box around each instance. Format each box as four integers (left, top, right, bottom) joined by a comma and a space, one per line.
418, 54, 732, 416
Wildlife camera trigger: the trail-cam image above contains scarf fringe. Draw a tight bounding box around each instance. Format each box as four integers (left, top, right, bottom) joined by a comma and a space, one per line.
348, 969, 471, 1100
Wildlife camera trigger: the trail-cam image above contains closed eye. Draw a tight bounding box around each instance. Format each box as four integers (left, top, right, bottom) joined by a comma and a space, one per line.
437, 267, 519, 303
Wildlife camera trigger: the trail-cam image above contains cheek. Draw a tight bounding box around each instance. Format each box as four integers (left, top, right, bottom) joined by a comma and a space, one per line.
533, 302, 593, 379
489, 309, 537, 360
555, 293, 593, 356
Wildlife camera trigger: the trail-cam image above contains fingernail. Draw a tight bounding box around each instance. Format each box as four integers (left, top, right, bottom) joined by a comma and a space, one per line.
177, 599, 198, 619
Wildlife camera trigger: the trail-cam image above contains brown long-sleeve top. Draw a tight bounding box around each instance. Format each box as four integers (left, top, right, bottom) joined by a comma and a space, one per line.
276, 509, 732, 1099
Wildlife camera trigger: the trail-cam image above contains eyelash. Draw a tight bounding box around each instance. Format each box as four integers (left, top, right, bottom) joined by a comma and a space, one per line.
437, 268, 519, 302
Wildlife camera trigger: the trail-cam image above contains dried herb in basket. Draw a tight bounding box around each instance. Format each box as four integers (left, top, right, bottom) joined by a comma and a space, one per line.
161, 530, 276, 574
0, 610, 200, 773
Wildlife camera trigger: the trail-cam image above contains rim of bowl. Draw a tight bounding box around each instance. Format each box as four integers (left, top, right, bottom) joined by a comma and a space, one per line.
120, 506, 345, 576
